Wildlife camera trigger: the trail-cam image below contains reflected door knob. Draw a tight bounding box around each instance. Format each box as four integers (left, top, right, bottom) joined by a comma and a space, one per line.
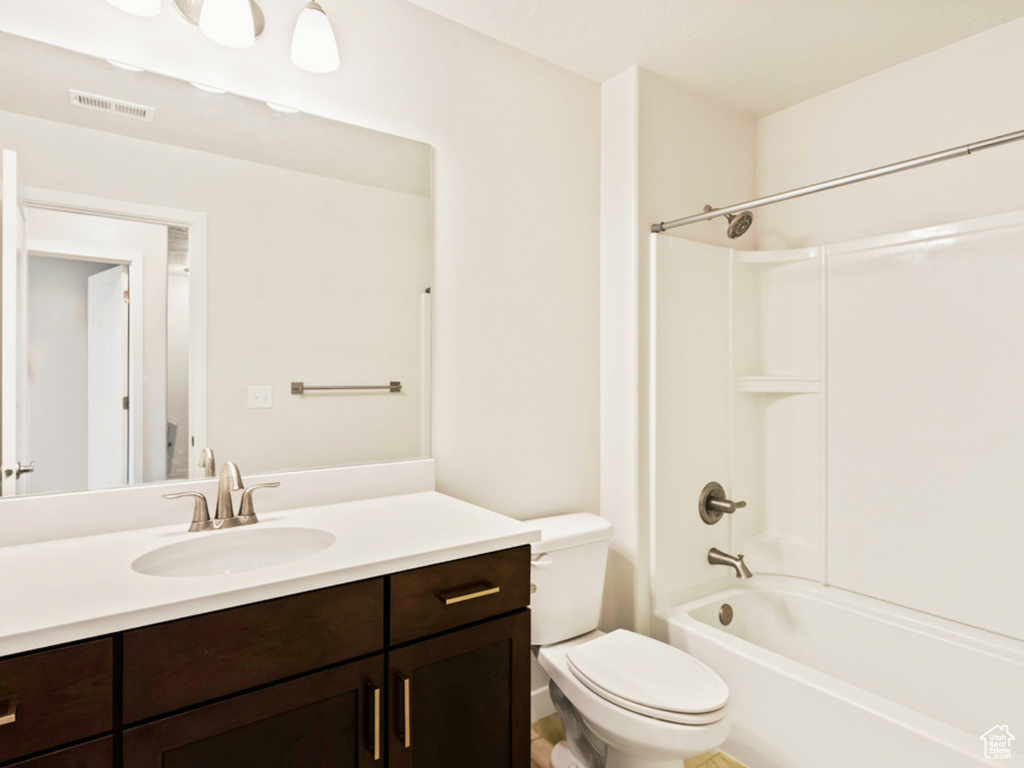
4, 461, 35, 479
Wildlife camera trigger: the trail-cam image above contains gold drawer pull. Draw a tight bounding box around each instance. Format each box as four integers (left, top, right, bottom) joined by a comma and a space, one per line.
367, 684, 380, 761
439, 585, 500, 606
398, 674, 412, 749
0, 702, 16, 727
374, 686, 381, 760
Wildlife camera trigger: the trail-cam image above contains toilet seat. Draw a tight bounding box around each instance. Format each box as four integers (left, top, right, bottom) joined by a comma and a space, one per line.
566, 630, 729, 726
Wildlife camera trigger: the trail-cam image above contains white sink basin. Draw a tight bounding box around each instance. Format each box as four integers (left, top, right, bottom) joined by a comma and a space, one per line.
132, 527, 337, 577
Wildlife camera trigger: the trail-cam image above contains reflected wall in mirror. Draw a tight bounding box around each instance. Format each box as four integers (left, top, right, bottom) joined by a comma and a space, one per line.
0, 31, 433, 498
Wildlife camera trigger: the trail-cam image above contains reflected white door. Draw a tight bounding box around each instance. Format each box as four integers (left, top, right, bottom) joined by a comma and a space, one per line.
87, 264, 129, 489
1, 149, 30, 497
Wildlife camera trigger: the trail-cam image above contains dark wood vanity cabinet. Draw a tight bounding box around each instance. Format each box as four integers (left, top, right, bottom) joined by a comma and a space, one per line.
0, 640, 112, 766
7, 739, 113, 768
122, 578, 384, 723
123, 656, 385, 768
0, 545, 530, 768
388, 547, 532, 768
389, 611, 530, 768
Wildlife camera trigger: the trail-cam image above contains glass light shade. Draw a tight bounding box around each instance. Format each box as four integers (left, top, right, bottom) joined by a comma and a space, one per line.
199, 0, 256, 49
104, 0, 161, 17
291, 2, 340, 74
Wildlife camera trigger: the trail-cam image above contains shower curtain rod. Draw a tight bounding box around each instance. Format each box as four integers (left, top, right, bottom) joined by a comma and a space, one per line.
651, 128, 1024, 233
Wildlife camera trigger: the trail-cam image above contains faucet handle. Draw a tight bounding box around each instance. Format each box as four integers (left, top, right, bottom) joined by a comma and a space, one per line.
707, 498, 746, 515
163, 492, 213, 532
699, 481, 746, 525
236, 482, 280, 525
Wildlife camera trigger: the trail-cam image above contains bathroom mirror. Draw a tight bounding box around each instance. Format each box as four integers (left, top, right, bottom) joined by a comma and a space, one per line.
0, 31, 433, 498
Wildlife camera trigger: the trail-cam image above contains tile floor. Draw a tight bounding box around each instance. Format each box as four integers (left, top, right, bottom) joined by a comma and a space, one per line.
530, 716, 747, 768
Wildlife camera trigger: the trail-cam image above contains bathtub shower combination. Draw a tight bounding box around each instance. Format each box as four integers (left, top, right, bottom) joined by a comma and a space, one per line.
647, 200, 1024, 766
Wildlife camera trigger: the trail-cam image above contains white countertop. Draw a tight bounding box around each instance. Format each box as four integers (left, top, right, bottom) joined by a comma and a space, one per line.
0, 491, 540, 656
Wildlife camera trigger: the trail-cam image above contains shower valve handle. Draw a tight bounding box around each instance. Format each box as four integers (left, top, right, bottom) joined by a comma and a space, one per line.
707, 498, 746, 515
699, 481, 746, 525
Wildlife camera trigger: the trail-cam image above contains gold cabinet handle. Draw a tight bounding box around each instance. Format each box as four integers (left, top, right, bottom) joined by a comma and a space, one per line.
438, 584, 501, 606
398, 674, 411, 749
0, 702, 16, 727
366, 684, 380, 761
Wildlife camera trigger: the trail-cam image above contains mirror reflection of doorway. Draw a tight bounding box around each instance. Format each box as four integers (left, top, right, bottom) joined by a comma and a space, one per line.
27, 255, 130, 493
20, 209, 191, 495
3, 149, 205, 497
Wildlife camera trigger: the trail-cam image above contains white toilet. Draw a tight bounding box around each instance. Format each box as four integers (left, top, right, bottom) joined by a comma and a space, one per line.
530, 513, 729, 768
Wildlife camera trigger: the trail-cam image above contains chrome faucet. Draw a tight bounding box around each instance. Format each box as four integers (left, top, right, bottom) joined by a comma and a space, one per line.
214, 461, 244, 528
164, 462, 279, 532
708, 547, 753, 579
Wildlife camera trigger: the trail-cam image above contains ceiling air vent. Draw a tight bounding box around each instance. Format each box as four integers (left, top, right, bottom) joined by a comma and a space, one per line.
68, 89, 155, 122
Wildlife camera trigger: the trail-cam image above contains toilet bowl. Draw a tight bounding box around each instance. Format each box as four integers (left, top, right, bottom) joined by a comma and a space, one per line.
538, 630, 729, 768
530, 513, 729, 768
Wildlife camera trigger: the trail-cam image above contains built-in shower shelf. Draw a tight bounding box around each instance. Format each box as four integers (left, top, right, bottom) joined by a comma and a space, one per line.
734, 247, 819, 265
734, 375, 820, 394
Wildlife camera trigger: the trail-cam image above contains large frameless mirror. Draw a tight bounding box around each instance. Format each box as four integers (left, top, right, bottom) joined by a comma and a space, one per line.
0, 31, 433, 498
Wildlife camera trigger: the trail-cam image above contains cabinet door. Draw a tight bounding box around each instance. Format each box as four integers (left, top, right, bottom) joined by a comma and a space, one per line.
388, 611, 530, 768
124, 655, 384, 768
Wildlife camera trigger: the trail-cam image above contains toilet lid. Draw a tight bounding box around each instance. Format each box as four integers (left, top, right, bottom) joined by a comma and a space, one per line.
566, 630, 728, 725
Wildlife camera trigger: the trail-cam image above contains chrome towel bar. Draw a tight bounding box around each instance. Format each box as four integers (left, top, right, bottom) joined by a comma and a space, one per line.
291, 381, 402, 394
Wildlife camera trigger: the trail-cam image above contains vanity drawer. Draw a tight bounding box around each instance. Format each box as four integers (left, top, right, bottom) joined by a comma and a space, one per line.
0, 639, 113, 764
123, 578, 384, 723
8, 737, 113, 768
390, 546, 530, 644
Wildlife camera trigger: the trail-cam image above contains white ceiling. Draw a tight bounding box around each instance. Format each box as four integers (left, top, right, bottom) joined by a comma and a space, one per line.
402, 0, 1024, 116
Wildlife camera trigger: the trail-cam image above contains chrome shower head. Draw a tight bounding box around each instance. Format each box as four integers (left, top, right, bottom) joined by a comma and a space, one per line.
725, 210, 753, 239
703, 204, 754, 239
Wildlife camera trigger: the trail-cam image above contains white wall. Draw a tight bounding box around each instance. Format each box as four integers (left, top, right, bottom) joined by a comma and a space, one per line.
599, 67, 641, 633
601, 68, 756, 631
639, 71, 757, 613
757, 17, 1024, 249
0, 0, 601, 520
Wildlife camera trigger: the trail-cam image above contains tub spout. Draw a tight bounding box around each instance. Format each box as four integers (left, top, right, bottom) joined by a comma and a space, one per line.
708, 547, 753, 579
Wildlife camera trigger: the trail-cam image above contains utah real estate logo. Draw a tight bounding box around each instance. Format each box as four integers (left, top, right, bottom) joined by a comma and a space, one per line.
981, 726, 1015, 760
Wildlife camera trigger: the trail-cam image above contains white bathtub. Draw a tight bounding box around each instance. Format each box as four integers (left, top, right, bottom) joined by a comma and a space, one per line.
658, 576, 1023, 767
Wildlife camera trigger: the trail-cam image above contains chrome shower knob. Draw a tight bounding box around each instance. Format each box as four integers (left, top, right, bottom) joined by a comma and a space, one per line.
699, 481, 746, 525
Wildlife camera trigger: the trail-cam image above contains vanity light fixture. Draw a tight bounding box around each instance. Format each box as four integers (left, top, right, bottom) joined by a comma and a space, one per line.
104, 0, 161, 17
106, 59, 146, 72
290, 1, 340, 74
199, 0, 257, 48
173, 0, 266, 47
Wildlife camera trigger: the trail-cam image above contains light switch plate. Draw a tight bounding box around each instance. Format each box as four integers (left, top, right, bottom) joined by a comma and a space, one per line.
248, 386, 272, 409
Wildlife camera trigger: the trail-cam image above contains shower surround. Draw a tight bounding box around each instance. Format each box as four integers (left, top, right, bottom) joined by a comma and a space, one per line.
648, 209, 1024, 765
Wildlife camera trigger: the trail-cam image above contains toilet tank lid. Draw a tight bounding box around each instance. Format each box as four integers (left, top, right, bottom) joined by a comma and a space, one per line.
528, 513, 613, 554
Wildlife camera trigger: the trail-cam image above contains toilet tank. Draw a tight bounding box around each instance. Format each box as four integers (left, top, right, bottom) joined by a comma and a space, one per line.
528, 513, 614, 645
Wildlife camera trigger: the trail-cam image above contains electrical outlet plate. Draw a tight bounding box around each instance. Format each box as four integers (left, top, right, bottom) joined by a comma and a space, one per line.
248, 386, 272, 409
